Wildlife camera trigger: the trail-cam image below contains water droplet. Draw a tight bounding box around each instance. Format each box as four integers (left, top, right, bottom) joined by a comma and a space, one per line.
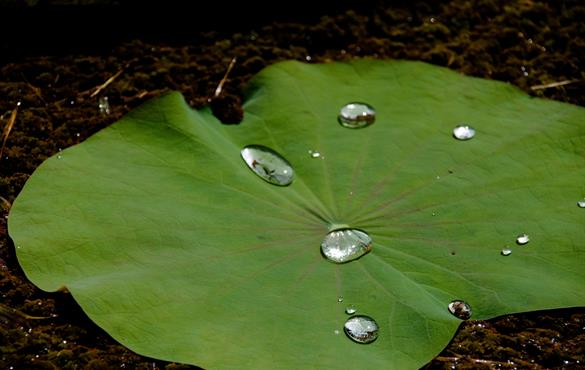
345, 306, 357, 315
308, 150, 321, 158
305, 55, 312, 62
343, 315, 379, 344
337, 296, 344, 303
57, 155, 62, 159
334, 329, 340, 335
577, 200, 585, 208
321, 228, 372, 263
501, 248, 512, 256
453, 125, 475, 140
516, 233, 530, 245
338, 102, 376, 129
98, 96, 111, 115
448, 300, 472, 320
241, 145, 294, 186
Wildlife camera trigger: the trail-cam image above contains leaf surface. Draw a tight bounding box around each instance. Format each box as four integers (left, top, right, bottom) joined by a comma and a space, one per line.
9, 60, 585, 369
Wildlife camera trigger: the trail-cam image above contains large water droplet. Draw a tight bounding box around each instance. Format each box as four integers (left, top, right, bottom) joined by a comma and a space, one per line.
577, 200, 585, 208
501, 248, 512, 256
344, 315, 379, 344
345, 306, 357, 315
241, 145, 294, 186
338, 102, 376, 129
516, 233, 530, 245
452, 125, 475, 140
448, 300, 472, 320
321, 228, 372, 263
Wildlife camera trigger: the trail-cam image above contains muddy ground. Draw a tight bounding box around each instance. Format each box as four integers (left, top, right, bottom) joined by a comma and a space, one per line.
0, 1, 584, 369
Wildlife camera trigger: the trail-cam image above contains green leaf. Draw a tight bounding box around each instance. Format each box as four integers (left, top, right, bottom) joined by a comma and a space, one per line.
8, 60, 585, 369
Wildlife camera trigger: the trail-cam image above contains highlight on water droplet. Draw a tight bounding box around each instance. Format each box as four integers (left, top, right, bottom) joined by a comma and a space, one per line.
337, 296, 344, 303
577, 200, 585, 208
516, 233, 530, 245
452, 125, 475, 140
338, 102, 376, 129
308, 150, 321, 158
501, 248, 512, 256
448, 300, 472, 320
241, 145, 294, 186
345, 306, 357, 315
343, 315, 379, 344
321, 228, 373, 263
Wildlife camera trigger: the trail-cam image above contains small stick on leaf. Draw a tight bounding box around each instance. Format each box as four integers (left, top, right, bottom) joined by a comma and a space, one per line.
0, 102, 20, 158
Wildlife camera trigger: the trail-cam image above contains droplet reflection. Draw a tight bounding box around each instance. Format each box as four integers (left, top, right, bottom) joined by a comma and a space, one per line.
241, 145, 294, 186
516, 233, 530, 245
448, 300, 472, 320
344, 315, 379, 344
338, 102, 376, 129
452, 125, 475, 140
321, 228, 372, 263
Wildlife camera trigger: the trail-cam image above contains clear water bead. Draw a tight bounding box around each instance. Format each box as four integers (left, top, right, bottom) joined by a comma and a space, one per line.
344, 315, 379, 344
337, 296, 344, 303
321, 228, 372, 263
448, 300, 472, 320
516, 233, 530, 245
308, 150, 321, 158
345, 306, 357, 315
501, 248, 512, 256
98, 96, 111, 115
241, 145, 294, 186
452, 125, 475, 140
338, 102, 376, 129
577, 200, 585, 208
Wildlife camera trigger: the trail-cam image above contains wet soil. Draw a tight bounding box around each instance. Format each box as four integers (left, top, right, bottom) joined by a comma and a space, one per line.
1, 1, 584, 369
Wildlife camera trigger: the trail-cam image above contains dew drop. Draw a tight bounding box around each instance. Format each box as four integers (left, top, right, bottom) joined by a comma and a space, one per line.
344, 315, 379, 344
516, 233, 530, 245
321, 228, 372, 263
577, 200, 585, 208
448, 300, 472, 320
501, 248, 512, 256
338, 102, 376, 129
98, 96, 111, 115
334, 329, 340, 335
453, 125, 475, 140
345, 306, 357, 315
241, 145, 294, 186
308, 150, 321, 158
337, 296, 344, 303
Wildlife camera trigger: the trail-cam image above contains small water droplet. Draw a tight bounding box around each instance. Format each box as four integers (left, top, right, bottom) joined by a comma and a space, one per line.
432, 212, 437, 216
334, 329, 340, 335
321, 228, 372, 263
241, 145, 294, 186
345, 306, 357, 315
305, 55, 312, 61
430, 17, 436, 23
338, 102, 376, 129
308, 150, 321, 158
577, 200, 585, 208
98, 96, 111, 115
344, 315, 379, 344
16, 101, 22, 107
501, 248, 512, 256
75, 133, 80, 137
436, 175, 440, 180
453, 125, 475, 140
337, 296, 344, 303
448, 300, 472, 320
516, 233, 530, 245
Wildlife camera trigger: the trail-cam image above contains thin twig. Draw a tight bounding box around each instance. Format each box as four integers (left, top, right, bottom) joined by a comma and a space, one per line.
0, 102, 20, 158
213, 57, 237, 98
90, 68, 126, 98
434, 355, 514, 367
0, 195, 11, 210
530, 79, 580, 91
